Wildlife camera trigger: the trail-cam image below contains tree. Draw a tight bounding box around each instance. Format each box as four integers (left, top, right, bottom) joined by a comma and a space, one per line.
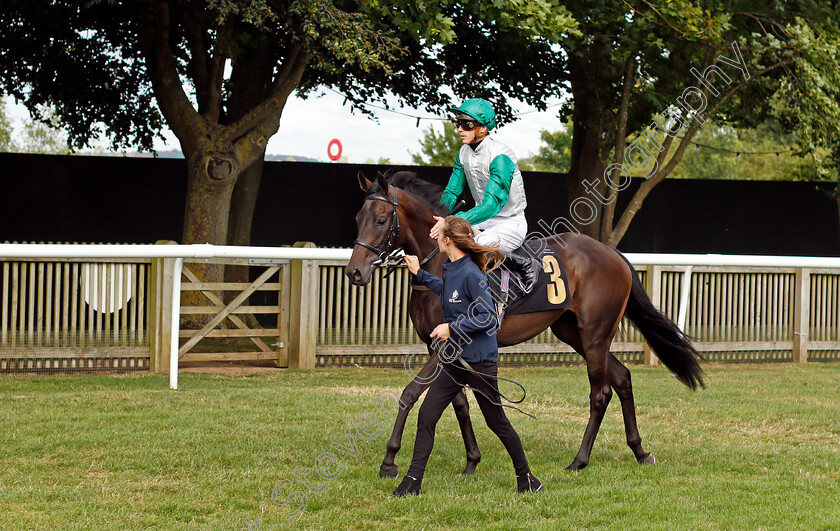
549, 1, 840, 247
522, 126, 573, 173
0, 97, 70, 154
16, 107, 70, 155
530, 119, 826, 181
409, 123, 461, 166
0, 98, 13, 151
0, 0, 577, 288
668, 121, 826, 182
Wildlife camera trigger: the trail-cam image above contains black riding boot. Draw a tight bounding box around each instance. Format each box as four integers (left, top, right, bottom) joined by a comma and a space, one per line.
504, 252, 540, 294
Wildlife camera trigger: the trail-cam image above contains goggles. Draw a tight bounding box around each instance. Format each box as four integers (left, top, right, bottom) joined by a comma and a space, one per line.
455, 118, 479, 131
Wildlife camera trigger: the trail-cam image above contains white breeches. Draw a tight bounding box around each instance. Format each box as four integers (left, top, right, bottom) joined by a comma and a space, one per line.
474, 212, 528, 251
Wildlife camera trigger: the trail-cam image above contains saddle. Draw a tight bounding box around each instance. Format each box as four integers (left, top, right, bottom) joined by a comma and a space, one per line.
487, 240, 572, 320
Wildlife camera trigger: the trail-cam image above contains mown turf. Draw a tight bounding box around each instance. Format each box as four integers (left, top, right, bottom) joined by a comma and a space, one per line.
1, 363, 838, 530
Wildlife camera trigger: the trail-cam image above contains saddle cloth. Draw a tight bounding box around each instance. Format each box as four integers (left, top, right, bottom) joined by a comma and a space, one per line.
487, 239, 572, 318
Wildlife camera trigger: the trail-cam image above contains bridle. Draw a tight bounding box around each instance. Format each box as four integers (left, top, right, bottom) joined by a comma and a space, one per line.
353, 185, 457, 278
353, 185, 403, 272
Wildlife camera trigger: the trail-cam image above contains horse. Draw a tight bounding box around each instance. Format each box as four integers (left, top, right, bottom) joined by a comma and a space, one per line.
345, 170, 704, 477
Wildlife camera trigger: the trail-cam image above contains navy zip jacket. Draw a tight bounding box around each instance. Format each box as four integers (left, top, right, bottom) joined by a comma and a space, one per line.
415, 255, 499, 363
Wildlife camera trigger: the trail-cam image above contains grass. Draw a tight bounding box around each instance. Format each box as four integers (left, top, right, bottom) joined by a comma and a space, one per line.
1, 363, 839, 530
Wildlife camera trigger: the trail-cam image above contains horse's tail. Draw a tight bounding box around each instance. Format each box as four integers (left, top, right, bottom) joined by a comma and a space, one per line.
616, 251, 705, 390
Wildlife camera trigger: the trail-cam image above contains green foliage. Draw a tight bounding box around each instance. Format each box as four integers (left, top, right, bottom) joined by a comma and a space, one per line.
549, 0, 840, 171
364, 0, 579, 45
765, 18, 840, 185
0, 1, 579, 153
669, 122, 825, 181
0, 97, 13, 151
523, 126, 573, 173
0, 1, 163, 151
0, 97, 69, 154
409, 123, 462, 166
315, 0, 580, 126
16, 109, 70, 155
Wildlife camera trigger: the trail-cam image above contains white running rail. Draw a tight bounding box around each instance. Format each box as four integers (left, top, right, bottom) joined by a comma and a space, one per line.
2, 243, 839, 389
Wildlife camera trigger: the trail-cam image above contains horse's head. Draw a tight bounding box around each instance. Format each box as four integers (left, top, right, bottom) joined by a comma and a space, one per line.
345, 170, 401, 286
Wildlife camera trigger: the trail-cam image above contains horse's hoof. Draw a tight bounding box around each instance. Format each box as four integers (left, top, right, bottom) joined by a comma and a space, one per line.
637, 453, 656, 465
461, 454, 480, 476
565, 461, 588, 472
379, 463, 399, 478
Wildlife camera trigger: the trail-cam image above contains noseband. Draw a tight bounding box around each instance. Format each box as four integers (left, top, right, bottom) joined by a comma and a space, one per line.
354, 186, 463, 277
353, 185, 402, 268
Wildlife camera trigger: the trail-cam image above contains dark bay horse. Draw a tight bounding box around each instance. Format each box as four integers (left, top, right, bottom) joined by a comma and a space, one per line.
345, 170, 703, 477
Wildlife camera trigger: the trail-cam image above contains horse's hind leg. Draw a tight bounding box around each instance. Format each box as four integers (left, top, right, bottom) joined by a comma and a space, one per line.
553, 316, 654, 467
550, 314, 613, 471
569, 341, 613, 471
608, 355, 655, 465
551, 312, 628, 470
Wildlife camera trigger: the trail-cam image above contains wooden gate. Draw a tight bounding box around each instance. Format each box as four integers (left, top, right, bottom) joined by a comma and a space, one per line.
176, 258, 289, 365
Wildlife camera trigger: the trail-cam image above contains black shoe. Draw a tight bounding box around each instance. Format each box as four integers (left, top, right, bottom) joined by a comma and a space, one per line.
392, 475, 422, 497
506, 253, 540, 294
517, 472, 543, 493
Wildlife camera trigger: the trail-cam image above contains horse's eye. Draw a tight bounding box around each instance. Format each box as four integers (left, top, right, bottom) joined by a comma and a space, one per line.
376, 217, 387, 225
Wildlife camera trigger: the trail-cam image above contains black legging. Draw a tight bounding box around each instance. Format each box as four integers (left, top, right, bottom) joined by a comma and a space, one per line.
406, 360, 531, 480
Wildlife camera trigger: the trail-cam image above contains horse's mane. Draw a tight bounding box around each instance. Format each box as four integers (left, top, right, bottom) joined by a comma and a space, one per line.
370, 170, 449, 216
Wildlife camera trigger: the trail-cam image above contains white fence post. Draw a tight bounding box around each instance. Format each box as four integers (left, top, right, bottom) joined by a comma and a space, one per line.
793, 268, 810, 363
643, 265, 662, 366
677, 266, 693, 333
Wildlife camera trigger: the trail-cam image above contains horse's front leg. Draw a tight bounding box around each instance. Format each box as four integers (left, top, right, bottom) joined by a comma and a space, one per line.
379, 348, 482, 478
379, 350, 438, 478
451, 387, 481, 475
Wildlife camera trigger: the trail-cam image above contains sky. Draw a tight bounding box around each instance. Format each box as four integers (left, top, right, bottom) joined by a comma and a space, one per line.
6, 90, 566, 164
262, 91, 566, 164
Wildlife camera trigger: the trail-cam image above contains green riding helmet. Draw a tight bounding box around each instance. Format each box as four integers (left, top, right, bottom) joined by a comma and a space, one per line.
450, 98, 497, 131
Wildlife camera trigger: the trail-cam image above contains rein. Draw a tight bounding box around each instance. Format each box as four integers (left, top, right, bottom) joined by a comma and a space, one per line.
353, 186, 464, 279
436, 355, 536, 420
354, 188, 532, 416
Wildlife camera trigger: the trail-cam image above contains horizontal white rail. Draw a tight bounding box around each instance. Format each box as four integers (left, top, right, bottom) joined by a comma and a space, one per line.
2, 244, 838, 268
0, 243, 353, 261
623, 253, 840, 268
2, 243, 839, 389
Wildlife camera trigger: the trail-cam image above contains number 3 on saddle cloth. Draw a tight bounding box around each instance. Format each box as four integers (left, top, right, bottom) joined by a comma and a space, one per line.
486, 240, 573, 321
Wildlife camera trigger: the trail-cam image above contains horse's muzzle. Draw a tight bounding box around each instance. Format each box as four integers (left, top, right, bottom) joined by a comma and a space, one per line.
345, 264, 369, 286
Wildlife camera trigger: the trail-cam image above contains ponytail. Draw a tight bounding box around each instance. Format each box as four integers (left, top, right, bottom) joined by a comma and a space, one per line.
441, 216, 504, 273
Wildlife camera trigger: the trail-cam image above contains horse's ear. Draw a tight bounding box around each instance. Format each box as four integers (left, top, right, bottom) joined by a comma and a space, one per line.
375, 171, 389, 196
357, 170, 372, 192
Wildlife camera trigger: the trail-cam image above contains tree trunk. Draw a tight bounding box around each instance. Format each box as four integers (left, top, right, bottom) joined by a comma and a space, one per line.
180, 148, 240, 327
226, 155, 265, 248
224, 154, 266, 329
182, 151, 239, 246
560, 44, 613, 241
221, 43, 274, 317
564, 122, 608, 240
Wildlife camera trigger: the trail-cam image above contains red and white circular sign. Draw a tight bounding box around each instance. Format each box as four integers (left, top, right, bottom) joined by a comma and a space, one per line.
327, 139, 342, 161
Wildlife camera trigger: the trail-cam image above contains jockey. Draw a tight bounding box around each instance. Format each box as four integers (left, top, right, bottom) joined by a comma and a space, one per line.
429, 98, 537, 291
